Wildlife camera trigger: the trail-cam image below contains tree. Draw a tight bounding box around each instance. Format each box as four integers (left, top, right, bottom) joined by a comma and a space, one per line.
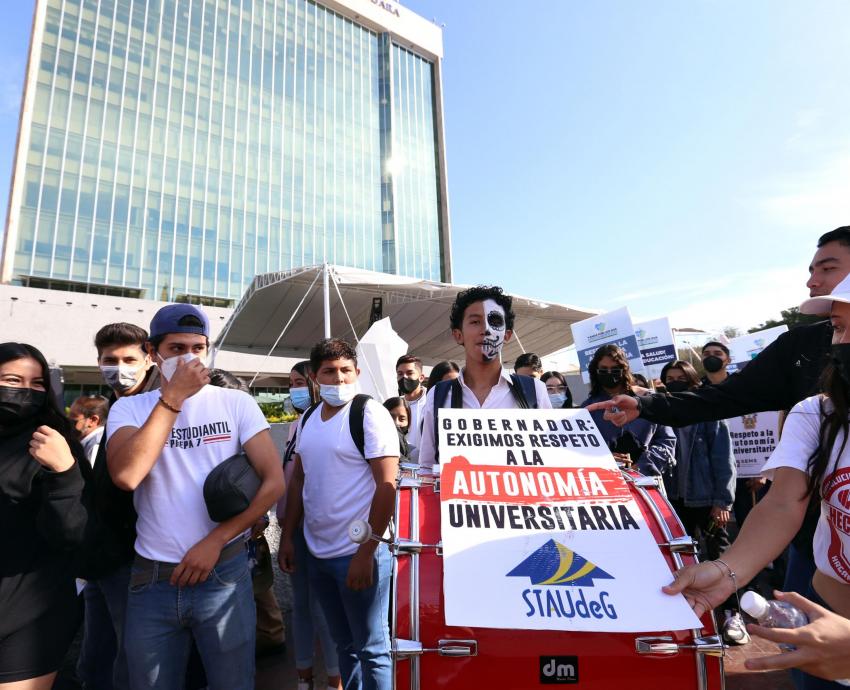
722, 325, 742, 339
748, 307, 821, 334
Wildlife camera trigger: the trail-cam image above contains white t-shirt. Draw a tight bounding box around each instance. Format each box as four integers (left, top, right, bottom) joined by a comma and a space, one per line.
405, 388, 428, 462
107, 385, 269, 562
296, 398, 399, 559
761, 394, 850, 585
418, 369, 552, 469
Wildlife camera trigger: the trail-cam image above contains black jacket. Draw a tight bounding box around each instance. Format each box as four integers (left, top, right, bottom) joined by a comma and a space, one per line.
78, 367, 161, 579
638, 321, 832, 426
639, 320, 832, 560
0, 424, 89, 637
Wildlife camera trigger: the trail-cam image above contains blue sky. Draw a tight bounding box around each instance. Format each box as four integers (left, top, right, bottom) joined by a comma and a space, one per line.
2, 1, 849, 334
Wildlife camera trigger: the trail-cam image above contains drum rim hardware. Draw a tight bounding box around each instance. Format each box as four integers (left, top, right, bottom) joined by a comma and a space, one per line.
393, 639, 478, 659
635, 635, 725, 658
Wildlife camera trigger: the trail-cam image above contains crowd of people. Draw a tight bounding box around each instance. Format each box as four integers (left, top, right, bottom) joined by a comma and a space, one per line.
4, 227, 850, 689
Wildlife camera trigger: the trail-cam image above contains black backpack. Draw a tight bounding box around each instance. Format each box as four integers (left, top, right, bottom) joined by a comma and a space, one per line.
431, 373, 538, 464
300, 394, 371, 459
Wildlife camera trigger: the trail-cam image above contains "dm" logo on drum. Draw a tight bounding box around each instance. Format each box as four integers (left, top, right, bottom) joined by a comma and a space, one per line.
507, 539, 618, 620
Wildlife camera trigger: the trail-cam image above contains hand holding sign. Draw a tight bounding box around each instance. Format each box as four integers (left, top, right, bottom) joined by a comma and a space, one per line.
662, 561, 736, 617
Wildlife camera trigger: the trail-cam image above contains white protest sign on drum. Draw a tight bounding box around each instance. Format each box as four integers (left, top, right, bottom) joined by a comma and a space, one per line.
634, 317, 677, 380
571, 307, 645, 384
727, 412, 780, 478
726, 325, 788, 374
438, 408, 701, 633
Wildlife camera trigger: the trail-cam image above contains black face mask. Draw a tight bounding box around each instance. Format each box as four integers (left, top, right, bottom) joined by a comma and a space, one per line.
398, 377, 420, 396
664, 380, 690, 394
597, 371, 623, 390
831, 344, 850, 386
702, 356, 725, 373
0, 386, 47, 424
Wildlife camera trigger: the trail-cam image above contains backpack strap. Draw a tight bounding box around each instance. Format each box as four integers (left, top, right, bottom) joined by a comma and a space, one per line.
432, 378, 463, 465
509, 373, 538, 409
300, 401, 321, 427
348, 394, 371, 460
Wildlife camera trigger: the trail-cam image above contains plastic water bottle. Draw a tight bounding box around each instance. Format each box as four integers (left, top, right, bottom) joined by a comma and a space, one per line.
741, 591, 850, 686
740, 591, 807, 633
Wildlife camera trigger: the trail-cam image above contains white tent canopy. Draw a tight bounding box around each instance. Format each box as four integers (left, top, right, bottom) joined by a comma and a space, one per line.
213, 264, 598, 367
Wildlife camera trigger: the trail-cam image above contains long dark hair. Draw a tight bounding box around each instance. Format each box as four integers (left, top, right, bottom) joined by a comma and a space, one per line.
291, 360, 318, 407
426, 360, 461, 390
807, 362, 850, 500
588, 344, 635, 396
0, 342, 75, 442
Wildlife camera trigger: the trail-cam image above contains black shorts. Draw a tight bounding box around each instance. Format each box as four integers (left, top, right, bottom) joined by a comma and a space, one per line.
0, 593, 82, 682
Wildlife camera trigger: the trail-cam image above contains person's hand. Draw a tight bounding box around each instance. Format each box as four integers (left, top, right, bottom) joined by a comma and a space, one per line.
346, 548, 375, 591
661, 561, 735, 617
585, 396, 640, 427
29, 425, 75, 472
161, 357, 210, 406
250, 516, 269, 539
171, 535, 224, 587
746, 591, 850, 681
710, 506, 730, 528
612, 452, 633, 466
278, 536, 295, 573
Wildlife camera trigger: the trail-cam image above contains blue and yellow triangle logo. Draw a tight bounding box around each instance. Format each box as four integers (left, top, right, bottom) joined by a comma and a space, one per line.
506, 539, 614, 587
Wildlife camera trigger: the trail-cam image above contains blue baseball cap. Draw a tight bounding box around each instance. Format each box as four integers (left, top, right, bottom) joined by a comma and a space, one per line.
149, 304, 210, 339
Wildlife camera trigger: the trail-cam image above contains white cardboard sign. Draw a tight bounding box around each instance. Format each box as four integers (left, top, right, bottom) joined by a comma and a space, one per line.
635, 317, 677, 380
571, 307, 645, 384
438, 408, 701, 633
727, 411, 780, 478
726, 325, 788, 374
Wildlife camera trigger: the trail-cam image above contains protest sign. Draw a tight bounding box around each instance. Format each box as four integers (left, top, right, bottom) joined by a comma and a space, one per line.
635, 317, 676, 379
438, 408, 701, 633
727, 411, 780, 478
571, 307, 644, 384
726, 326, 788, 374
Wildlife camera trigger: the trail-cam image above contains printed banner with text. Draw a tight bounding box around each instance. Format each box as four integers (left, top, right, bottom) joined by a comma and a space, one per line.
571, 307, 645, 384
438, 408, 701, 632
635, 317, 676, 380
727, 411, 780, 478
726, 325, 788, 374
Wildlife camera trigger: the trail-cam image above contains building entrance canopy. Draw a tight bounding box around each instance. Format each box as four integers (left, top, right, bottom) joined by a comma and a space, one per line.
213, 265, 598, 367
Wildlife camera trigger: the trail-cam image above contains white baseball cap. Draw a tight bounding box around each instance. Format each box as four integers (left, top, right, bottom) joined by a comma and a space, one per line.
800, 273, 850, 315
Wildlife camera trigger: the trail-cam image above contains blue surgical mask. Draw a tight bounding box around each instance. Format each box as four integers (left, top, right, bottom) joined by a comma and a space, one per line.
289, 387, 312, 412
319, 382, 358, 407
548, 392, 567, 408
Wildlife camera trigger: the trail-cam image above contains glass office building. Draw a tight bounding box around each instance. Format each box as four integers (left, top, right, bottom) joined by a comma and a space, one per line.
1, 0, 450, 304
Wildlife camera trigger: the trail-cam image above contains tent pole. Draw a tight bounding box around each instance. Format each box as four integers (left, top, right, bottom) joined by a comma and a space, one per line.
323, 263, 331, 338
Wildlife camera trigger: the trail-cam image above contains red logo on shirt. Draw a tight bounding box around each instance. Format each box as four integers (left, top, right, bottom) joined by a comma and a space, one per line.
822, 468, 850, 583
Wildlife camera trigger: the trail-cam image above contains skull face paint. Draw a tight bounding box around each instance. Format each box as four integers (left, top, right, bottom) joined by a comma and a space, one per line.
481, 299, 507, 361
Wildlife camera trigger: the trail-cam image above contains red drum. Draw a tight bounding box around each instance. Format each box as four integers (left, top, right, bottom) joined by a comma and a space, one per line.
392, 467, 724, 690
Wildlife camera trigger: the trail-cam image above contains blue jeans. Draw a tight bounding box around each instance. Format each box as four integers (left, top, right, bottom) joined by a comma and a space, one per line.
292, 524, 340, 675
78, 564, 132, 690
125, 551, 256, 690
308, 545, 392, 690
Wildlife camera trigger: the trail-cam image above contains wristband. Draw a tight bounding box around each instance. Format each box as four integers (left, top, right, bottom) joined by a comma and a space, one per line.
158, 396, 182, 414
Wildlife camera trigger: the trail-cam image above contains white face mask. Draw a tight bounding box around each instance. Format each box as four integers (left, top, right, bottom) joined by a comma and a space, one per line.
319, 382, 359, 407
100, 363, 145, 393
480, 299, 507, 361
157, 352, 203, 381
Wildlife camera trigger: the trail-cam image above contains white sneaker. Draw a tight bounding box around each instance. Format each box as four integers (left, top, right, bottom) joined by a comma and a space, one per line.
722, 612, 751, 645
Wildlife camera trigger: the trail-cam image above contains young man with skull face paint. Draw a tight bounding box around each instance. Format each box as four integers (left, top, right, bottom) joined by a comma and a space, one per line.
418, 286, 551, 470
